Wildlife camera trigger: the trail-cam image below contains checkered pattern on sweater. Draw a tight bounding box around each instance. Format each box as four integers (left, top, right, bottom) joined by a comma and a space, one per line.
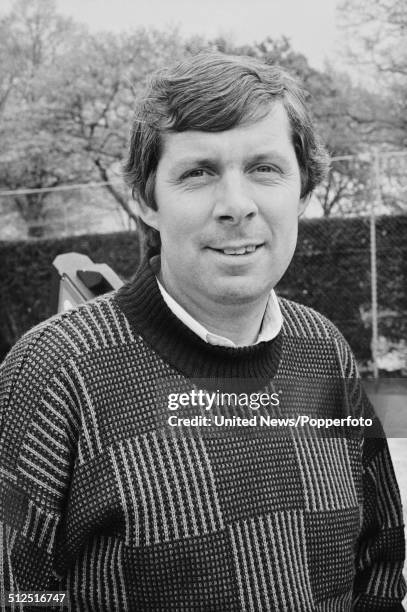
0, 259, 405, 611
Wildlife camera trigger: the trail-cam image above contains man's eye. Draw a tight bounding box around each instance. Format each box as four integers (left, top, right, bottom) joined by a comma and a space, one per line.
183, 168, 208, 179
253, 165, 279, 173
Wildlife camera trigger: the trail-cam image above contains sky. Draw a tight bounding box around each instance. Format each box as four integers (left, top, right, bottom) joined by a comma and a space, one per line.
50, 0, 340, 70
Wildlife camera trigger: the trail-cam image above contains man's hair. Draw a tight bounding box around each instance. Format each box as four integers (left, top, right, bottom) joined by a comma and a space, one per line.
123, 52, 329, 252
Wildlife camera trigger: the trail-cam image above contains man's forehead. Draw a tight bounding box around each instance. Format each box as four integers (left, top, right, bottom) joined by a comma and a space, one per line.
159, 103, 294, 164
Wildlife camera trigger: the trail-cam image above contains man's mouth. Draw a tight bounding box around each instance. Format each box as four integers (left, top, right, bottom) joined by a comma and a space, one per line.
209, 244, 264, 256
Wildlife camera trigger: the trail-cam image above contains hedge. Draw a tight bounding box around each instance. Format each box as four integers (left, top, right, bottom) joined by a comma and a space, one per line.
0, 232, 140, 360
1, 215, 406, 365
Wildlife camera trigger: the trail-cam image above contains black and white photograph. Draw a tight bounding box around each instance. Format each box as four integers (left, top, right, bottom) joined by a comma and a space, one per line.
0, 0, 406, 610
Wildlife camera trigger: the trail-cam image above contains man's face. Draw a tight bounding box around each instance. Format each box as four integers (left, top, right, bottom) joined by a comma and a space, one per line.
139, 102, 307, 309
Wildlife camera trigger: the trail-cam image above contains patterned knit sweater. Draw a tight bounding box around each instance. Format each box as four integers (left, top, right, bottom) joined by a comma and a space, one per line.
0, 257, 405, 611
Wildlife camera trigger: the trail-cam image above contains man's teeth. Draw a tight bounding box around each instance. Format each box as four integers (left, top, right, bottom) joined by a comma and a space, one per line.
222, 245, 258, 255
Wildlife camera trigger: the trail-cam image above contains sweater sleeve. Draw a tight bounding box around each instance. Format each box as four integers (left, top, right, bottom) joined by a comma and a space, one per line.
0, 325, 79, 600
332, 329, 406, 609
352, 397, 406, 610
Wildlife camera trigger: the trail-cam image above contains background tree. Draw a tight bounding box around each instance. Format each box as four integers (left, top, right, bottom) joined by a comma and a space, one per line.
337, 0, 407, 215
0, 0, 85, 237
338, 0, 407, 148
46, 28, 189, 223
0, 0, 193, 236
2, 0, 401, 238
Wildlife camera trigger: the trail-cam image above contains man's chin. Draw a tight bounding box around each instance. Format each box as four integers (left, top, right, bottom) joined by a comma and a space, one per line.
209, 280, 271, 306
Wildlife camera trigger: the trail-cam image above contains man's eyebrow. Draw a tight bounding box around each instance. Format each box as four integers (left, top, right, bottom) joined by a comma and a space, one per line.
171, 157, 216, 172
246, 151, 292, 166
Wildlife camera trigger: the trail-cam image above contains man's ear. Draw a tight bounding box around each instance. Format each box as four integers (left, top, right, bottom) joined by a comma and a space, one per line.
133, 195, 159, 231
298, 193, 311, 218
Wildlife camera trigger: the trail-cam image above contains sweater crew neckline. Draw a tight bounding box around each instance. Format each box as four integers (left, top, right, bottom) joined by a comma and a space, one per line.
114, 256, 283, 383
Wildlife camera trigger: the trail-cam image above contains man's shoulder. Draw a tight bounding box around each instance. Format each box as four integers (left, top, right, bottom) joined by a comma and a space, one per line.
277, 297, 358, 377
278, 296, 346, 344
1, 292, 136, 381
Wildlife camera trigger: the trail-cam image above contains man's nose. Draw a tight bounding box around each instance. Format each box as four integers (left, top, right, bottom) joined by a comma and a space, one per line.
213, 174, 258, 224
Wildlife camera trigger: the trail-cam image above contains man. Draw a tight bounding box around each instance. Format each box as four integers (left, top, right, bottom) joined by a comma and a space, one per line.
0, 53, 405, 611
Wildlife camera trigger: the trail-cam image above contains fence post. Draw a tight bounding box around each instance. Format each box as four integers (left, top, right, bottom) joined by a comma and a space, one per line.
370, 150, 380, 379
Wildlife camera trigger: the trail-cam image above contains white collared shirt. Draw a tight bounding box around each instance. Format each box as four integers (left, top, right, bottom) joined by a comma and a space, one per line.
156, 277, 282, 347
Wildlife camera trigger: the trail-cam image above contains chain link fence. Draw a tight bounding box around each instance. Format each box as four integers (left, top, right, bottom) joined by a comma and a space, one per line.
308, 150, 407, 378
1, 150, 406, 377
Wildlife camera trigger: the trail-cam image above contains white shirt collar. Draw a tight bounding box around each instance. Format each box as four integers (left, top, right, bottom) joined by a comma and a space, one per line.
156, 277, 282, 347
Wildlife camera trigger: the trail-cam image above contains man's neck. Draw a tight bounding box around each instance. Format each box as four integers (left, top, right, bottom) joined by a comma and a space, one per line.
157, 270, 269, 347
